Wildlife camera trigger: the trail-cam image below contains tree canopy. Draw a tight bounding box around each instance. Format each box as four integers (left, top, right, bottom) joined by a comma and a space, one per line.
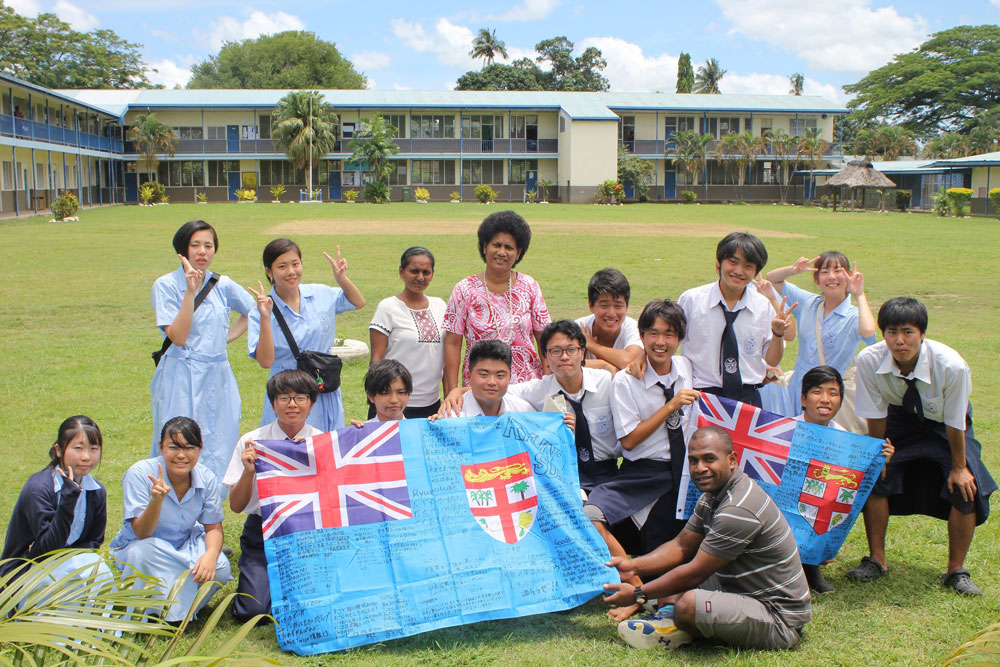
676, 53, 693, 93
188, 31, 366, 89
272, 90, 339, 196
844, 25, 1000, 136
469, 28, 508, 67
0, 5, 151, 88
456, 36, 608, 91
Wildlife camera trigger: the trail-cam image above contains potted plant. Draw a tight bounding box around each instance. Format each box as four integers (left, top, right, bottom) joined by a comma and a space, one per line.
196, 192, 207, 204
526, 189, 537, 203
236, 188, 257, 203
344, 189, 359, 203
50, 190, 79, 222
270, 184, 286, 203
414, 187, 430, 203
474, 184, 498, 204
450, 190, 461, 203
138, 182, 156, 206
537, 178, 552, 203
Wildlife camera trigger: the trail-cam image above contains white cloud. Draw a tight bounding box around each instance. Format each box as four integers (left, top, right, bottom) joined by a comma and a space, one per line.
487, 0, 559, 21
353, 51, 391, 70
54, 0, 98, 30
392, 82, 411, 90
206, 9, 305, 50
716, 0, 927, 71
390, 18, 476, 68
579, 36, 677, 92
721, 72, 844, 103
145, 57, 195, 89
5, 0, 40, 15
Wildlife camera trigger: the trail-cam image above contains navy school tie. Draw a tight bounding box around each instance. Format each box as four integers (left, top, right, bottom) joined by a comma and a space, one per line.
719, 304, 743, 397
560, 390, 593, 466
657, 382, 688, 485
902, 377, 924, 421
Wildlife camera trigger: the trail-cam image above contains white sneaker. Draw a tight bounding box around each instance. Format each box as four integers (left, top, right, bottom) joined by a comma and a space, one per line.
617, 606, 693, 650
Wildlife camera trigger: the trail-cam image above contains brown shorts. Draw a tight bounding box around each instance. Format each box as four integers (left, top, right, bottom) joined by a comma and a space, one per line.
693, 583, 802, 650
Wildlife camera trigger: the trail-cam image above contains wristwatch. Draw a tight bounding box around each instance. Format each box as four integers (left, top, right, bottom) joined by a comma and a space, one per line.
633, 585, 647, 606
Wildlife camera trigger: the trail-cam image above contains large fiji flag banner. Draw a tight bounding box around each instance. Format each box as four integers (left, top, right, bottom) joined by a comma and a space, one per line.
679, 394, 887, 565
254, 413, 610, 655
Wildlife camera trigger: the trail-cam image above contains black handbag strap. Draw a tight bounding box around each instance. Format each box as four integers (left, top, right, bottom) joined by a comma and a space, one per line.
156, 274, 220, 360
271, 303, 302, 360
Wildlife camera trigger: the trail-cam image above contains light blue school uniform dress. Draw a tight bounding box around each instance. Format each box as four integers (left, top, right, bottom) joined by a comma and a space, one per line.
51, 471, 110, 579
760, 282, 876, 417
110, 457, 232, 622
248, 283, 356, 432
150, 266, 254, 484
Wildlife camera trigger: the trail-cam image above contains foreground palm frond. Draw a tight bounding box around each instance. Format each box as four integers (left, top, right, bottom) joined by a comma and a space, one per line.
943, 618, 1000, 666
0, 549, 277, 666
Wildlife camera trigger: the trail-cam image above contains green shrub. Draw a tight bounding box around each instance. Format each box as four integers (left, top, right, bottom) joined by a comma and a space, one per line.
680, 190, 698, 203
989, 187, 1000, 217
344, 189, 359, 201
364, 181, 390, 203
475, 184, 498, 203
137, 181, 163, 205
526, 189, 538, 202
196, 192, 207, 203
537, 178, 552, 202
270, 184, 286, 200
235, 188, 256, 202
932, 186, 949, 217
414, 187, 430, 202
818, 194, 830, 208
450, 190, 461, 201
945, 187, 973, 217
595, 179, 625, 204
51, 190, 79, 220
895, 189, 911, 211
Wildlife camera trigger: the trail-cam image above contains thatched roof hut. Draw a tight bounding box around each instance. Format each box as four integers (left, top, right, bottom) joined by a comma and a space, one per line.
823, 160, 897, 211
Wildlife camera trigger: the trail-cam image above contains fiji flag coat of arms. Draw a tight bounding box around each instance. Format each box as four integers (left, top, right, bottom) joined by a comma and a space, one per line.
254, 413, 610, 655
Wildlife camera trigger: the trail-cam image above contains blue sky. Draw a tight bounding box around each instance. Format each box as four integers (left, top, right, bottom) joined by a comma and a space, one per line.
8, 0, 999, 103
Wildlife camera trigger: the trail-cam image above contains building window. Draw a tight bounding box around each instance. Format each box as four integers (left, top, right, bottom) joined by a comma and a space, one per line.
173, 126, 204, 140
510, 159, 538, 184
380, 114, 406, 138
758, 118, 773, 136
259, 115, 271, 139
35, 163, 47, 188
511, 114, 538, 138
789, 117, 817, 136
560, 116, 566, 133
157, 160, 205, 187
411, 159, 455, 184
207, 160, 241, 186
461, 114, 504, 139
1, 161, 11, 190
619, 115, 635, 143
387, 160, 407, 185
462, 159, 504, 185
719, 117, 741, 136
411, 115, 455, 139
341, 122, 356, 139
206, 126, 226, 140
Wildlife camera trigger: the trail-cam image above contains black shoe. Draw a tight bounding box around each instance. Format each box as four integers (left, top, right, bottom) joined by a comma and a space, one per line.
942, 569, 982, 596
846, 556, 887, 583
804, 564, 834, 594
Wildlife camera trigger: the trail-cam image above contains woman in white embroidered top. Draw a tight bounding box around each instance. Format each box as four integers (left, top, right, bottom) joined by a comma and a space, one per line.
368, 247, 447, 418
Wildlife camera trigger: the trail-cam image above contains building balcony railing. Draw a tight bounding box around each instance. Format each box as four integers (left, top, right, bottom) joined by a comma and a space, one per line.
0, 114, 121, 152
630, 139, 843, 158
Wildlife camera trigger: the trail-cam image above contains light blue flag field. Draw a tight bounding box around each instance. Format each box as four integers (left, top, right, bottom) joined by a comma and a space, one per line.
680, 394, 887, 566
253, 413, 611, 655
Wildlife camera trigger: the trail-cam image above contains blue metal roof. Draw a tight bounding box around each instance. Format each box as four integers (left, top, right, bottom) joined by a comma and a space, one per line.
0, 73, 122, 118
56, 88, 846, 122
924, 151, 1000, 168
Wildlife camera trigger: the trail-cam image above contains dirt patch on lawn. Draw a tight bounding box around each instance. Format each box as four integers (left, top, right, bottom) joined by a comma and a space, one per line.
266, 219, 810, 238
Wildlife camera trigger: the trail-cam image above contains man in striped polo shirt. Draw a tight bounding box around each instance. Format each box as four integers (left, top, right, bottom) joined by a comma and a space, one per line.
602, 425, 811, 651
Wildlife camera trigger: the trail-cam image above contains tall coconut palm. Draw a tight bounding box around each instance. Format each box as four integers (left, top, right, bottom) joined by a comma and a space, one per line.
718, 132, 742, 185
669, 129, 714, 196
469, 28, 508, 67
789, 73, 805, 95
735, 130, 765, 198
694, 58, 726, 94
272, 90, 339, 200
349, 113, 401, 203
765, 128, 797, 203
127, 113, 177, 183
797, 127, 829, 201
875, 125, 916, 160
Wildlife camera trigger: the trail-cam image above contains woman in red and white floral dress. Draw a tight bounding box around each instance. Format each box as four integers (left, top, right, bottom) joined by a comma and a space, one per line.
443, 211, 551, 398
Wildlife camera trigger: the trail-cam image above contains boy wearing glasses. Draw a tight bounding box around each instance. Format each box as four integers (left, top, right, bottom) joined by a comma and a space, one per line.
223, 369, 320, 621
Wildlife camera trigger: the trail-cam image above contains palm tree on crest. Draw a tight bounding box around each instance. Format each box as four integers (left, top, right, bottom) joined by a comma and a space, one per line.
470, 28, 509, 67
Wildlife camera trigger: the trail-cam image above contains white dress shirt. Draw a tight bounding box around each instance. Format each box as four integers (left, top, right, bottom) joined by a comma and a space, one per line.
575, 314, 643, 361
458, 393, 534, 417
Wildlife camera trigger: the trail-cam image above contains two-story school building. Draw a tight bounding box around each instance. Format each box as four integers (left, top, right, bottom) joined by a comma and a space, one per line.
0, 71, 848, 215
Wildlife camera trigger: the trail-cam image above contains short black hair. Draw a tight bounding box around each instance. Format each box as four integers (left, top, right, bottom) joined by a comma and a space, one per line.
540, 320, 586, 355
262, 238, 302, 284
172, 220, 218, 257
637, 299, 687, 340
812, 250, 850, 285
267, 369, 318, 404
477, 210, 531, 266
364, 359, 414, 396
716, 232, 768, 273
159, 416, 202, 449
49, 415, 102, 469
800, 365, 844, 397
400, 246, 435, 271
468, 340, 512, 371
690, 425, 734, 454
587, 268, 631, 305
877, 297, 928, 334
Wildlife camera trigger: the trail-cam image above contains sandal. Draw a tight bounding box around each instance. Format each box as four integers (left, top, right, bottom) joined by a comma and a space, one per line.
846, 556, 887, 583
942, 569, 982, 596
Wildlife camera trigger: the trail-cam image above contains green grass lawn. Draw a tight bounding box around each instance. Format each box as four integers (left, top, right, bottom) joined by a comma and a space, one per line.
1, 201, 998, 665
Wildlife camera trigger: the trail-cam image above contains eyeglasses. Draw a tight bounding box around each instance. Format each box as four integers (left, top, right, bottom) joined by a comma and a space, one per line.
164, 442, 199, 453
546, 346, 583, 358
275, 394, 310, 406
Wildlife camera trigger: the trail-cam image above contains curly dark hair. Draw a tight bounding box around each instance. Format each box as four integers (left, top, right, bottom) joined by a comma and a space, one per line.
477, 210, 532, 266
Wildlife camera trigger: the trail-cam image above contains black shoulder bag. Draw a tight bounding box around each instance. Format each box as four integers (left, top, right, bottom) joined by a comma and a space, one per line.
152, 274, 220, 366
271, 306, 342, 393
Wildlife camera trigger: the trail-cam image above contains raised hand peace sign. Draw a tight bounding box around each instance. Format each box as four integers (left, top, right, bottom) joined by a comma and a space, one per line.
771, 295, 798, 338
57, 465, 80, 491
793, 255, 821, 275
240, 439, 258, 473
324, 246, 348, 282
179, 254, 204, 293
247, 280, 273, 317
146, 463, 171, 501
752, 277, 778, 302
846, 261, 866, 297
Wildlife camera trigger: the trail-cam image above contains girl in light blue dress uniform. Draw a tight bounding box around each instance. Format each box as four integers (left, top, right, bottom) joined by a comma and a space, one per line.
1, 416, 109, 586
760, 251, 877, 422
111, 417, 231, 623
150, 221, 253, 485
248, 238, 366, 432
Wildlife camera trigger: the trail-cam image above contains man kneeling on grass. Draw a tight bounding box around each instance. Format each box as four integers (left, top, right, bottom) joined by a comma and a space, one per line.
602, 425, 811, 651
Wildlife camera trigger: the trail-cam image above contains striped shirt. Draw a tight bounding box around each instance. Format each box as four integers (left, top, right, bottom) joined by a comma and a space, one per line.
686, 468, 811, 629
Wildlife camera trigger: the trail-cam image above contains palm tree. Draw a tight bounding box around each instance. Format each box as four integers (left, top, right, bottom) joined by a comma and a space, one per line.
797, 127, 829, 201
718, 132, 742, 186
127, 113, 176, 184
694, 58, 726, 94
669, 129, 714, 197
349, 113, 401, 203
875, 125, 916, 160
469, 28, 508, 67
735, 130, 765, 198
272, 90, 339, 200
789, 73, 804, 95
853, 127, 879, 160
765, 128, 797, 203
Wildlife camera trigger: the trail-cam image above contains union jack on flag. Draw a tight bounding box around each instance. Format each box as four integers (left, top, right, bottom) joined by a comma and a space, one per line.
254, 422, 413, 540
696, 394, 797, 486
